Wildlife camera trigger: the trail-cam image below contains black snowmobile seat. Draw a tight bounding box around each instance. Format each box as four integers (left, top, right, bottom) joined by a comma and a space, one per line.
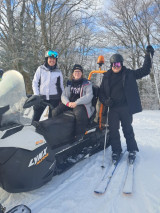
63, 110, 75, 118
35, 112, 75, 149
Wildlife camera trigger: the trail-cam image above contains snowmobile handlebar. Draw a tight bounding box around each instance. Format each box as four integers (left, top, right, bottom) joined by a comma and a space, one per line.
88, 70, 107, 80
23, 95, 42, 109
0, 105, 10, 116
23, 95, 54, 110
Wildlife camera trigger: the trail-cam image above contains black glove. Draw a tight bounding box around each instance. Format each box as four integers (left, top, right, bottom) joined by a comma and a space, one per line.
146, 45, 154, 57
104, 98, 114, 107
56, 76, 62, 96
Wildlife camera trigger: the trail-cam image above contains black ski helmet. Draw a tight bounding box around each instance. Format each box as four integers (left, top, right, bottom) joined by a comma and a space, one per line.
110, 54, 123, 64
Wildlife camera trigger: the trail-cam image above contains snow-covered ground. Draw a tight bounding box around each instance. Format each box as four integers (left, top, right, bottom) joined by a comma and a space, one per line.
1, 110, 160, 213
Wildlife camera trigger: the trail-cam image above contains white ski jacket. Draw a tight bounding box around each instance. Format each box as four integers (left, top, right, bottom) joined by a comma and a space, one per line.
32, 65, 64, 100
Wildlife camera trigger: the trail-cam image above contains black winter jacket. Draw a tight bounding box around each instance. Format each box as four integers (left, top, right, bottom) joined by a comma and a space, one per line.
99, 54, 152, 114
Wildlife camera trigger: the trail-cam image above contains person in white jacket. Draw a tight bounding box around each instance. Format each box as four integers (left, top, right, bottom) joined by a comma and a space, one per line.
32, 50, 64, 121
52, 64, 94, 140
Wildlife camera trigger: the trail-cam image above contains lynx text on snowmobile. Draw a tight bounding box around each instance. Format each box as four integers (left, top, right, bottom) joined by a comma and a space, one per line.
0, 59, 109, 193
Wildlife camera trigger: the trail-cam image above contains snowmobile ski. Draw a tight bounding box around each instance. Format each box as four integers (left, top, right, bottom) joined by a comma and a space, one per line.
0, 204, 31, 213
94, 149, 126, 194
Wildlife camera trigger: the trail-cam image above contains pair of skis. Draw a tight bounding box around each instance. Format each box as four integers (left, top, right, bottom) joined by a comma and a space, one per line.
94, 151, 135, 195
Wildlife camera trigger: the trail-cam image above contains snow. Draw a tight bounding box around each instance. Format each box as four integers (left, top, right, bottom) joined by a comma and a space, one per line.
1, 110, 160, 213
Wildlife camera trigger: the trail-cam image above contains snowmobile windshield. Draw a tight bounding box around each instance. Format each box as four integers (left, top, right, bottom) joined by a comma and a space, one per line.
0, 70, 33, 127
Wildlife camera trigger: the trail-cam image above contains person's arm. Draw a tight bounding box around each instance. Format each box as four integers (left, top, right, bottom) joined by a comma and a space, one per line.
61, 86, 70, 105
99, 77, 107, 105
32, 67, 41, 95
134, 45, 154, 79
60, 72, 64, 91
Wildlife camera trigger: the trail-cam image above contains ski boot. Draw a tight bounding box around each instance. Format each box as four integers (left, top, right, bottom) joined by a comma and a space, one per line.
128, 151, 136, 164
112, 151, 121, 165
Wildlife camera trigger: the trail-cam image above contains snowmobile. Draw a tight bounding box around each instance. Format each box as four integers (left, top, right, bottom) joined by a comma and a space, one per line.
0, 57, 109, 193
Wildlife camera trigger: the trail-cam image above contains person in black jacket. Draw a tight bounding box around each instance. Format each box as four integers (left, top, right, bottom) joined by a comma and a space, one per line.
99, 45, 154, 162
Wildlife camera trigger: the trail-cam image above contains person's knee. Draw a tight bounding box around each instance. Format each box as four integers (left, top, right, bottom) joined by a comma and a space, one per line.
52, 104, 67, 117
74, 105, 86, 117
52, 108, 59, 117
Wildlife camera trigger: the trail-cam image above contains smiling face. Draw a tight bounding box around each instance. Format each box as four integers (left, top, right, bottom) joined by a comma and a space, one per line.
48, 57, 56, 66
112, 66, 122, 73
73, 69, 83, 80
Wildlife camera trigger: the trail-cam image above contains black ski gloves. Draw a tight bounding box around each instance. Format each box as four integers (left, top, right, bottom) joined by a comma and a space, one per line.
146, 45, 154, 57
104, 98, 114, 107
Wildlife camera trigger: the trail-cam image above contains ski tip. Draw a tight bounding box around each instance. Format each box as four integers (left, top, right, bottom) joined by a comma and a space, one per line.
94, 190, 104, 195
123, 191, 132, 195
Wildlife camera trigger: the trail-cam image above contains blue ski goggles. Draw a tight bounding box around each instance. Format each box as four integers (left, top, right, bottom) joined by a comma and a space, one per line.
45, 50, 58, 58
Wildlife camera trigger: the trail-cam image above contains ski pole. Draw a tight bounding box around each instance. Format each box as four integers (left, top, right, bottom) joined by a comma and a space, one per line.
102, 106, 110, 168
150, 53, 160, 107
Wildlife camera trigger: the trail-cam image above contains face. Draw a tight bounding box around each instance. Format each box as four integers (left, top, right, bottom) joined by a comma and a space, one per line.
48, 57, 56, 66
112, 62, 122, 73
73, 69, 83, 80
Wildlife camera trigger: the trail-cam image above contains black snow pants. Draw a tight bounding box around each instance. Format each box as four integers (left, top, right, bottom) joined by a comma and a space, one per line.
108, 105, 139, 153
33, 99, 60, 121
52, 103, 88, 136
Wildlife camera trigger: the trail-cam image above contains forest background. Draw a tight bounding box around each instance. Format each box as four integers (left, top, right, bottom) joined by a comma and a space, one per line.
0, 0, 160, 109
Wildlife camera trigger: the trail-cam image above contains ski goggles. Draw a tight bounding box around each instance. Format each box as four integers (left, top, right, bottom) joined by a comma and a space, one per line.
112, 62, 121, 68
45, 50, 58, 58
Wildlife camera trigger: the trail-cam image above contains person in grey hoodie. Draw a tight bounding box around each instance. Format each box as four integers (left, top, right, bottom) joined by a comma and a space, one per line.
52, 64, 94, 140
32, 50, 64, 121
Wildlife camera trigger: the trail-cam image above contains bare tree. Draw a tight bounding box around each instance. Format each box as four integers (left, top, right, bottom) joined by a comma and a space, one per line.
0, 0, 33, 93
99, 0, 158, 68
98, 0, 160, 109
0, 0, 101, 92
